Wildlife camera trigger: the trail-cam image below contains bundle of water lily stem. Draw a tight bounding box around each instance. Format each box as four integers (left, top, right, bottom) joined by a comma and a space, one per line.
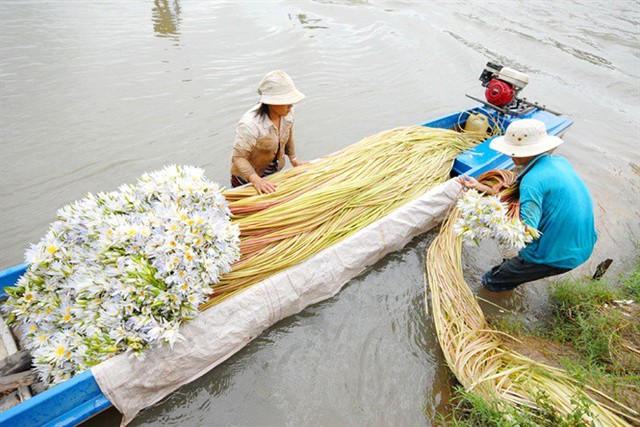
425, 170, 639, 426
202, 125, 481, 308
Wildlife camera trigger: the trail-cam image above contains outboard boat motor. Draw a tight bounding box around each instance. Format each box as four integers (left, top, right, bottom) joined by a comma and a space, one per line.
467, 62, 561, 116
479, 62, 529, 107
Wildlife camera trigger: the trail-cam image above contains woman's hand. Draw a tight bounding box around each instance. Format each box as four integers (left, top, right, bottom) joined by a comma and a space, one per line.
291, 158, 309, 167
249, 174, 277, 194
456, 175, 496, 195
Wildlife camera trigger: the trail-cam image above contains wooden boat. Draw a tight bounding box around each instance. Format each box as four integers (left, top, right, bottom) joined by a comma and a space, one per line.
0, 100, 573, 426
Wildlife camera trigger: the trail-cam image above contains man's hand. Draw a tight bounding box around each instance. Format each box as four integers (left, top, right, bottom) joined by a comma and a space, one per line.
249, 173, 277, 194
291, 158, 309, 167
456, 175, 496, 195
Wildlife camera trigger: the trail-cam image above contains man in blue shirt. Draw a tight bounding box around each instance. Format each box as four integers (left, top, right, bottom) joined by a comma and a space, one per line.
458, 119, 597, 291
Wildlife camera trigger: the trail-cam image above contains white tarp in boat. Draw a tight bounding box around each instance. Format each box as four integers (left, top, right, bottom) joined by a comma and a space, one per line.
92, 179, 462, 425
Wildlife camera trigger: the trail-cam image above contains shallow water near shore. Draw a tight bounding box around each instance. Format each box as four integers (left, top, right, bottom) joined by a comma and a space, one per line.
1, 1, 638, 425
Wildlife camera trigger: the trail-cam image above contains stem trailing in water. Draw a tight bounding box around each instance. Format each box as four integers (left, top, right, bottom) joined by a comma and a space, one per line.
424, 173, 638, 426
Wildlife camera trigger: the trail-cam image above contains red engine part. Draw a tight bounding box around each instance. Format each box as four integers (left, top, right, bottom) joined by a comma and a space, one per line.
485, 78, 515, 106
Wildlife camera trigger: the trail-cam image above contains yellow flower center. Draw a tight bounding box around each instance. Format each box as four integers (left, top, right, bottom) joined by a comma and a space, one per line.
56, 346, 66, 357
46, 245, 58, 254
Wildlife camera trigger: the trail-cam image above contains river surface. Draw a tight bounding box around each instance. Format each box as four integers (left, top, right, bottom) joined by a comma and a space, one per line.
1, 0, 638, 426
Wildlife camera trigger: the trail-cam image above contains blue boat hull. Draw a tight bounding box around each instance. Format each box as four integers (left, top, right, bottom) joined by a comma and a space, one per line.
0, 106, 572, 426
0, 370, 111, 427
421, 105, 572, 177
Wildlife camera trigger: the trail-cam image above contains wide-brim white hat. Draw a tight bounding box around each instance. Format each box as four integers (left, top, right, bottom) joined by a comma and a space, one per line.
258, 70, 305, 105
490, 118, 563, 157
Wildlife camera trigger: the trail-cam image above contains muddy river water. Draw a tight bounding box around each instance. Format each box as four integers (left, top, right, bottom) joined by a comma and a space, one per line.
1, 1, 638, 425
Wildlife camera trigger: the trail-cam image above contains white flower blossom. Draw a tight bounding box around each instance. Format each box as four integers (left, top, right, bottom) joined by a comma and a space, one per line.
3, 165, 240, 387
454, 189, 540, 251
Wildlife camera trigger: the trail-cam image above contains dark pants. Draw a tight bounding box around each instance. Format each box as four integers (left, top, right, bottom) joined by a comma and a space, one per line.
482, 255, 571, 292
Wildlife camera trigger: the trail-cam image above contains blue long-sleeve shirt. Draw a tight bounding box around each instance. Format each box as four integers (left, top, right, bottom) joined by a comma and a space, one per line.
518, 154, 597, 269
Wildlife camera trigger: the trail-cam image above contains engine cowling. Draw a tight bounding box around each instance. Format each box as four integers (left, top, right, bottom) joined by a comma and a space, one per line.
485, 78, 515, 106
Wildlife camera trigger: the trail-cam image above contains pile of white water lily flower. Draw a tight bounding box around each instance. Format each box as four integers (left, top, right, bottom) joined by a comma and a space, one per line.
453, 189, 539, 251
3, 165, 240, 387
